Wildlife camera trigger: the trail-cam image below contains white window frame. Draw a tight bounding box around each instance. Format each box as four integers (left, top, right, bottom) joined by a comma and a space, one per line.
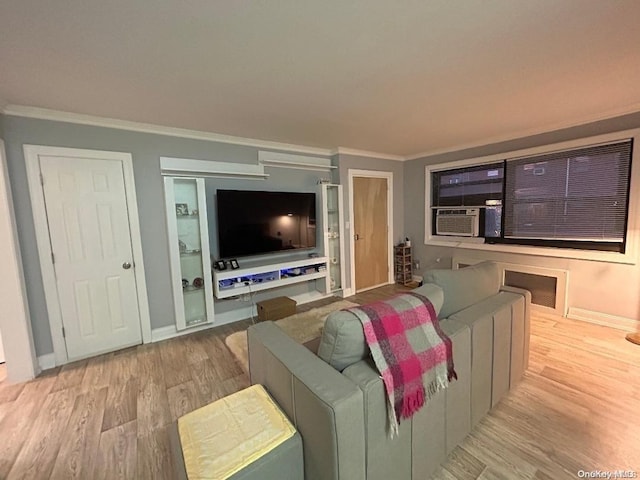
424, 128, 640, 265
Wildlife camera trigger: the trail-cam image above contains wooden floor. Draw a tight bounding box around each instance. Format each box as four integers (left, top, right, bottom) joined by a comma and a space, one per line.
0, 285, 638, 479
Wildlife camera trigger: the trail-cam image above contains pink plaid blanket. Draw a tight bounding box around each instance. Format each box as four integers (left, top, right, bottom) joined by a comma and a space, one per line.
345, 292, 456, 437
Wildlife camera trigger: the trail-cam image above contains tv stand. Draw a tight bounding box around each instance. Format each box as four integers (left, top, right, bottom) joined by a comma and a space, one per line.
213, 256, 329, 299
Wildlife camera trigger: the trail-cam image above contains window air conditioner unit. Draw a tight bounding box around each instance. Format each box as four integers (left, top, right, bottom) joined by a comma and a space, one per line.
436, 208, 480, 237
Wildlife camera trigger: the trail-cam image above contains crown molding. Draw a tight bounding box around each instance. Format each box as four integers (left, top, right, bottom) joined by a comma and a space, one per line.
1, 105, 334, 157
332, 147, 406, 161
5, 103, 640, 162
405, 103, 640, 161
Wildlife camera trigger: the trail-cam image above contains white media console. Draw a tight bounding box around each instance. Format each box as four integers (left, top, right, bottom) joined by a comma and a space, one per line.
213, 256, 329, 299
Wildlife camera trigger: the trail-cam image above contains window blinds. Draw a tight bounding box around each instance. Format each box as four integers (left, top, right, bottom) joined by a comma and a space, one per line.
504, 140, 632, 245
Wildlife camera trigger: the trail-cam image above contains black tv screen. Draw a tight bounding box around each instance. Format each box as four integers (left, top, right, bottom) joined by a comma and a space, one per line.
216, 189, 317, 258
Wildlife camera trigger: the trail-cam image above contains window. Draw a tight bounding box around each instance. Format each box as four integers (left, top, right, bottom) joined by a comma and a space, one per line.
502, 140, 632, 252
429, 139, 633, 253
432, 162, 504, 207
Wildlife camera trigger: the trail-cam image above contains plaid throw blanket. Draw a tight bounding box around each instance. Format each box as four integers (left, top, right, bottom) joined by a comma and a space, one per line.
345, 292, 457, 437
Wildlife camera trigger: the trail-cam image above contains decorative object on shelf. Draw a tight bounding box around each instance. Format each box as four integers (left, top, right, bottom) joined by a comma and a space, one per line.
215, 260, 227, 271
179, 239, 187, 253
230, 259, 240, 270
193, 277, 204, 288
182, 278, 189, 288
176, 203, 189, 215
405, 237, 411, 247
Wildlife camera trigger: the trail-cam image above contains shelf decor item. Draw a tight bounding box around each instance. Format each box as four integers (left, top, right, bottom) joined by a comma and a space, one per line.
230, 259, 240, 270
215, 260, 227, 271
176, 203, 189, 216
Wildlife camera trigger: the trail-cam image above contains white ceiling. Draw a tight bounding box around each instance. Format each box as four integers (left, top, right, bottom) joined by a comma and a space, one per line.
1, 0, 640, 158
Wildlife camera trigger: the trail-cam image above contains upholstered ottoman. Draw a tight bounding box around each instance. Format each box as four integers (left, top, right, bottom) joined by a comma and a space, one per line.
171, 384, 304, 480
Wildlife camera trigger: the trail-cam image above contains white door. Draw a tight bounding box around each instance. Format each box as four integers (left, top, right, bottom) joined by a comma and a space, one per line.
39, 155, 142, 360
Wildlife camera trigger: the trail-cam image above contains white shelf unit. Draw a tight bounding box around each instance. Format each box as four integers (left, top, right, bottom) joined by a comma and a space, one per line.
164, 177, 215, 330
214, 257, 329, 299
321, 184, 346, 294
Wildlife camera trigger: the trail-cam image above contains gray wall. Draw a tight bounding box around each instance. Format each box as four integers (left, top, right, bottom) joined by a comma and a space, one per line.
404, 112, 640, 320
2, 115, 330, 356
337, 153, 405, 292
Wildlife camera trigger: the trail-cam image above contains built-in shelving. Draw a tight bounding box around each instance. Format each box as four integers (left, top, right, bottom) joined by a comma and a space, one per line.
164, 177, 215, 330
321, 184, 346, 294
214, 256, 329, 299
160, 156, 269, 179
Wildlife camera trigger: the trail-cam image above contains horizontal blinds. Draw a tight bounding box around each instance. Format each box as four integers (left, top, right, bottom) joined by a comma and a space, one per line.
504, 140, 632, 243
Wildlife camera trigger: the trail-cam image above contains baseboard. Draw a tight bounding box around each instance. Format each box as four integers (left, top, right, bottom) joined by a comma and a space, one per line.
37, 353, 56, 371
567, 307, 640, 333
151, 321, 217, 343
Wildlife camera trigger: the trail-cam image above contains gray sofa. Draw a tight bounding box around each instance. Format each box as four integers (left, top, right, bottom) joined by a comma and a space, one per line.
247, 261, 531, 480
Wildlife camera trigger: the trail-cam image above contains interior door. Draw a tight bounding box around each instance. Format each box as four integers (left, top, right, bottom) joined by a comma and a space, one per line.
40, 155, 142, 360
353, 176, 389, 292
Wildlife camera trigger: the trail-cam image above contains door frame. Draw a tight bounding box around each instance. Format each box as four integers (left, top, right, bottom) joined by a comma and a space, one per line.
24, 145, 152, 366
0, 140, 39, 382
347, 169, 394, 293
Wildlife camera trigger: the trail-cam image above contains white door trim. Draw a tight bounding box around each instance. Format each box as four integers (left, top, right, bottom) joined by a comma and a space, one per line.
24, 145, 151, 366
0, 140, 39, 382
347, 169, 394, 293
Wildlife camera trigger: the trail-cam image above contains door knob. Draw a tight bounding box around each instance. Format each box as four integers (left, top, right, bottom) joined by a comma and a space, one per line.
354, 234, 360, 241
122, 262, 132, 270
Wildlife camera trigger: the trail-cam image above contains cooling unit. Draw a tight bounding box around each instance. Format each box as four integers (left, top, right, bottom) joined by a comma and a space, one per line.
436, 208, 480, 237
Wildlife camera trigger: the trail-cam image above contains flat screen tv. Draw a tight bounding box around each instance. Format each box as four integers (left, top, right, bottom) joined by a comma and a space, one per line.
216, 189, 317, 258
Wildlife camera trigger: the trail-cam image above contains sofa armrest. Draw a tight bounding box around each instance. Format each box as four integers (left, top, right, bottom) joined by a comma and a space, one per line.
500, 285, 532, 304
247, 321, 366, 480
499, 285, 531, 370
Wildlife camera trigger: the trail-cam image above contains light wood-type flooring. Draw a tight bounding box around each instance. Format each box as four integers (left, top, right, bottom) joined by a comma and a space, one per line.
0, 284, 638, 479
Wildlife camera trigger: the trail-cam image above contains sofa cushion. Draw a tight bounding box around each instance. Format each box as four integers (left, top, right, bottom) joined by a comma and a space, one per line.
317, 284, 444, 371
423, 261, 500, 319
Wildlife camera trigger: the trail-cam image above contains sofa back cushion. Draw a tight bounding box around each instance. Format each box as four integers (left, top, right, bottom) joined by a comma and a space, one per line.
423, 261, 500, 319
317, 283, 444, 371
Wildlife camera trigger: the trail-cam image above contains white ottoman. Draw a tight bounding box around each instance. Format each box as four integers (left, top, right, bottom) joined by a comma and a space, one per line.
171, 384, 304, 480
